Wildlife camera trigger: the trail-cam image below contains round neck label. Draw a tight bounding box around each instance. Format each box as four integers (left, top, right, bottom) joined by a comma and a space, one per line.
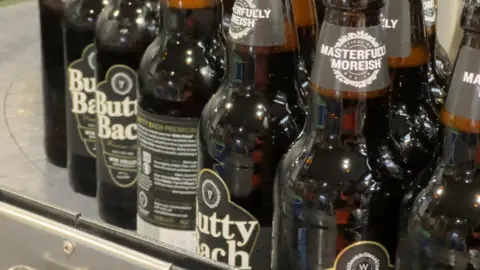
310, 22, 389, 92
228, 0, 285, 46
381, 0, 412, 57
327, 241, 394, 270
423, 0, 436, 27
444, 46, 480, 121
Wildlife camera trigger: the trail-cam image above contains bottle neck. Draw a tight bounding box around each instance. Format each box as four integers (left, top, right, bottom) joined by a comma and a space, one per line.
388, 0, 429, 68
162, 1, 222, 39
441, 127, 480, 178
226, 43, 298, 92
308, 6, 389, 143
424, 0, 438, 69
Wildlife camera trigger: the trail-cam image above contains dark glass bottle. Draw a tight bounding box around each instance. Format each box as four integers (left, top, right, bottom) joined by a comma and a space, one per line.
294, 0, 318, 92
371, 0, 439, 257
64, 0, 106, 197
396, 1, 480, 268
95, 0, 157, 229
433, 0, 453, 81
315, 0, 325, 29
39, 0, 67, 167
223, 0, 234, 36
195, 0, 305, 268
422, 0, 452, 113
272, 0, 393, 268
136, 0, 225, 252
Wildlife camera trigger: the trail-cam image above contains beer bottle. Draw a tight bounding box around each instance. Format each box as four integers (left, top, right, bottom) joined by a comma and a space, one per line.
39, 0, 67, 167
136, 0, 225, 253
272, 0, 392, 268
423, 0, 452, 112
95, 0, 157, 229
315, 0, 325, 28
64, 0, 106, 197
223, 0, 234, 36
367, 0, 439, 258
195, 0, 305, 268
396, 1, 480, 268
294, 0, 318, 92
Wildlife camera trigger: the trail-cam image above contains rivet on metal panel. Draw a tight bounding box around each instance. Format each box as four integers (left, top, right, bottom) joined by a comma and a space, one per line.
63, 241, 75, 255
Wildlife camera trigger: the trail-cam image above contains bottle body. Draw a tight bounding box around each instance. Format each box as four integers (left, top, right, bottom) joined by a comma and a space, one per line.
422, 0, 452, 113
95, 0, 156, 229
396, 11, 480, 267
39, 0, 67, 167
64, 0, 105, 197
273, 2, 395, 268
196, 0, 306, 267
136, 0, 225, 252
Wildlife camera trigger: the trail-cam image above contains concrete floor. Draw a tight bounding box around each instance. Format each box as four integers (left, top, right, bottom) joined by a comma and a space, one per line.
0, 0, 100, 220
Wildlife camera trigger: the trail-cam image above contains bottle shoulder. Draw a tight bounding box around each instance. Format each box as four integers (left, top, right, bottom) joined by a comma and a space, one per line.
198, 85, 304, 143
138, 35, 225, 103
95, 4, 157, 49
407, 163, 480, 249
64, 0, 104, 29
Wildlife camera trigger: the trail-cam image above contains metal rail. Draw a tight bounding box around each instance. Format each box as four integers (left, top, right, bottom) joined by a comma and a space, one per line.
0, 188, 237, 270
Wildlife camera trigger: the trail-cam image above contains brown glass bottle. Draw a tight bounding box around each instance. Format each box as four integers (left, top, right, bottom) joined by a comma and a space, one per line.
370, 0, 439, 258
39, 0, 67, 167
396, 1, 480, 268
223, 0, 234, 36
315, 0, 325, 26
272, 0, 393, 269
136, 0, 225, 252
423, 0, 452, 113
294, 0, 318, 93
196, 0, 305, 268
95, 0, 157, 229
64, 0, 106, 197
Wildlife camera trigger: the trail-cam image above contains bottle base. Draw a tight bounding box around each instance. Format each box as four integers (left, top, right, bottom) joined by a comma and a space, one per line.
68, 154, 97, 197
45, 145, 67, 168
98, 202, 136, 230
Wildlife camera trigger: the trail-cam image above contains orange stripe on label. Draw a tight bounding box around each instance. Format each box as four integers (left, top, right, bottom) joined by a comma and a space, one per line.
162, 0, 216, 9
388, 46, 429, 68
440, 108, 480, 134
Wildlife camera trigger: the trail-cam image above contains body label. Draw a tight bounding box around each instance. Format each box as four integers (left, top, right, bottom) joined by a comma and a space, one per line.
444, 46, 480, 121
96, 65, 138, 187
67, 43, 97, 158
228, 0, 285, 46
310, 22, 389, 92
381, 0, 411, 57
423, 0, 436, 27
196, 169, 270, 270
136, 107, 198, 248
327, 242, 394, 270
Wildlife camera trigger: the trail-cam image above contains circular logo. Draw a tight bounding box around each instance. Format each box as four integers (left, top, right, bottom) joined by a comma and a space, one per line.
138, 191, 148, 208
346, 253, 380, 270
331, 31, 385, 88
87, 51, 96, 71
111, 72, 133, 95
229, 0, 260, 39
201, 179, 221, 209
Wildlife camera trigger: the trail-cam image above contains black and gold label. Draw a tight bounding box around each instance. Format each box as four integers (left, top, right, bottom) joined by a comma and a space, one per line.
67, 43, 97, 158
327, 241, 394, 270
96, 64, 138, 188
196, 169, 271, 270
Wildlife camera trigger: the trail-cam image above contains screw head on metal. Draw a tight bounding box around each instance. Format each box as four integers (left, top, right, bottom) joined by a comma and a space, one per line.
63, 241, 75, 255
